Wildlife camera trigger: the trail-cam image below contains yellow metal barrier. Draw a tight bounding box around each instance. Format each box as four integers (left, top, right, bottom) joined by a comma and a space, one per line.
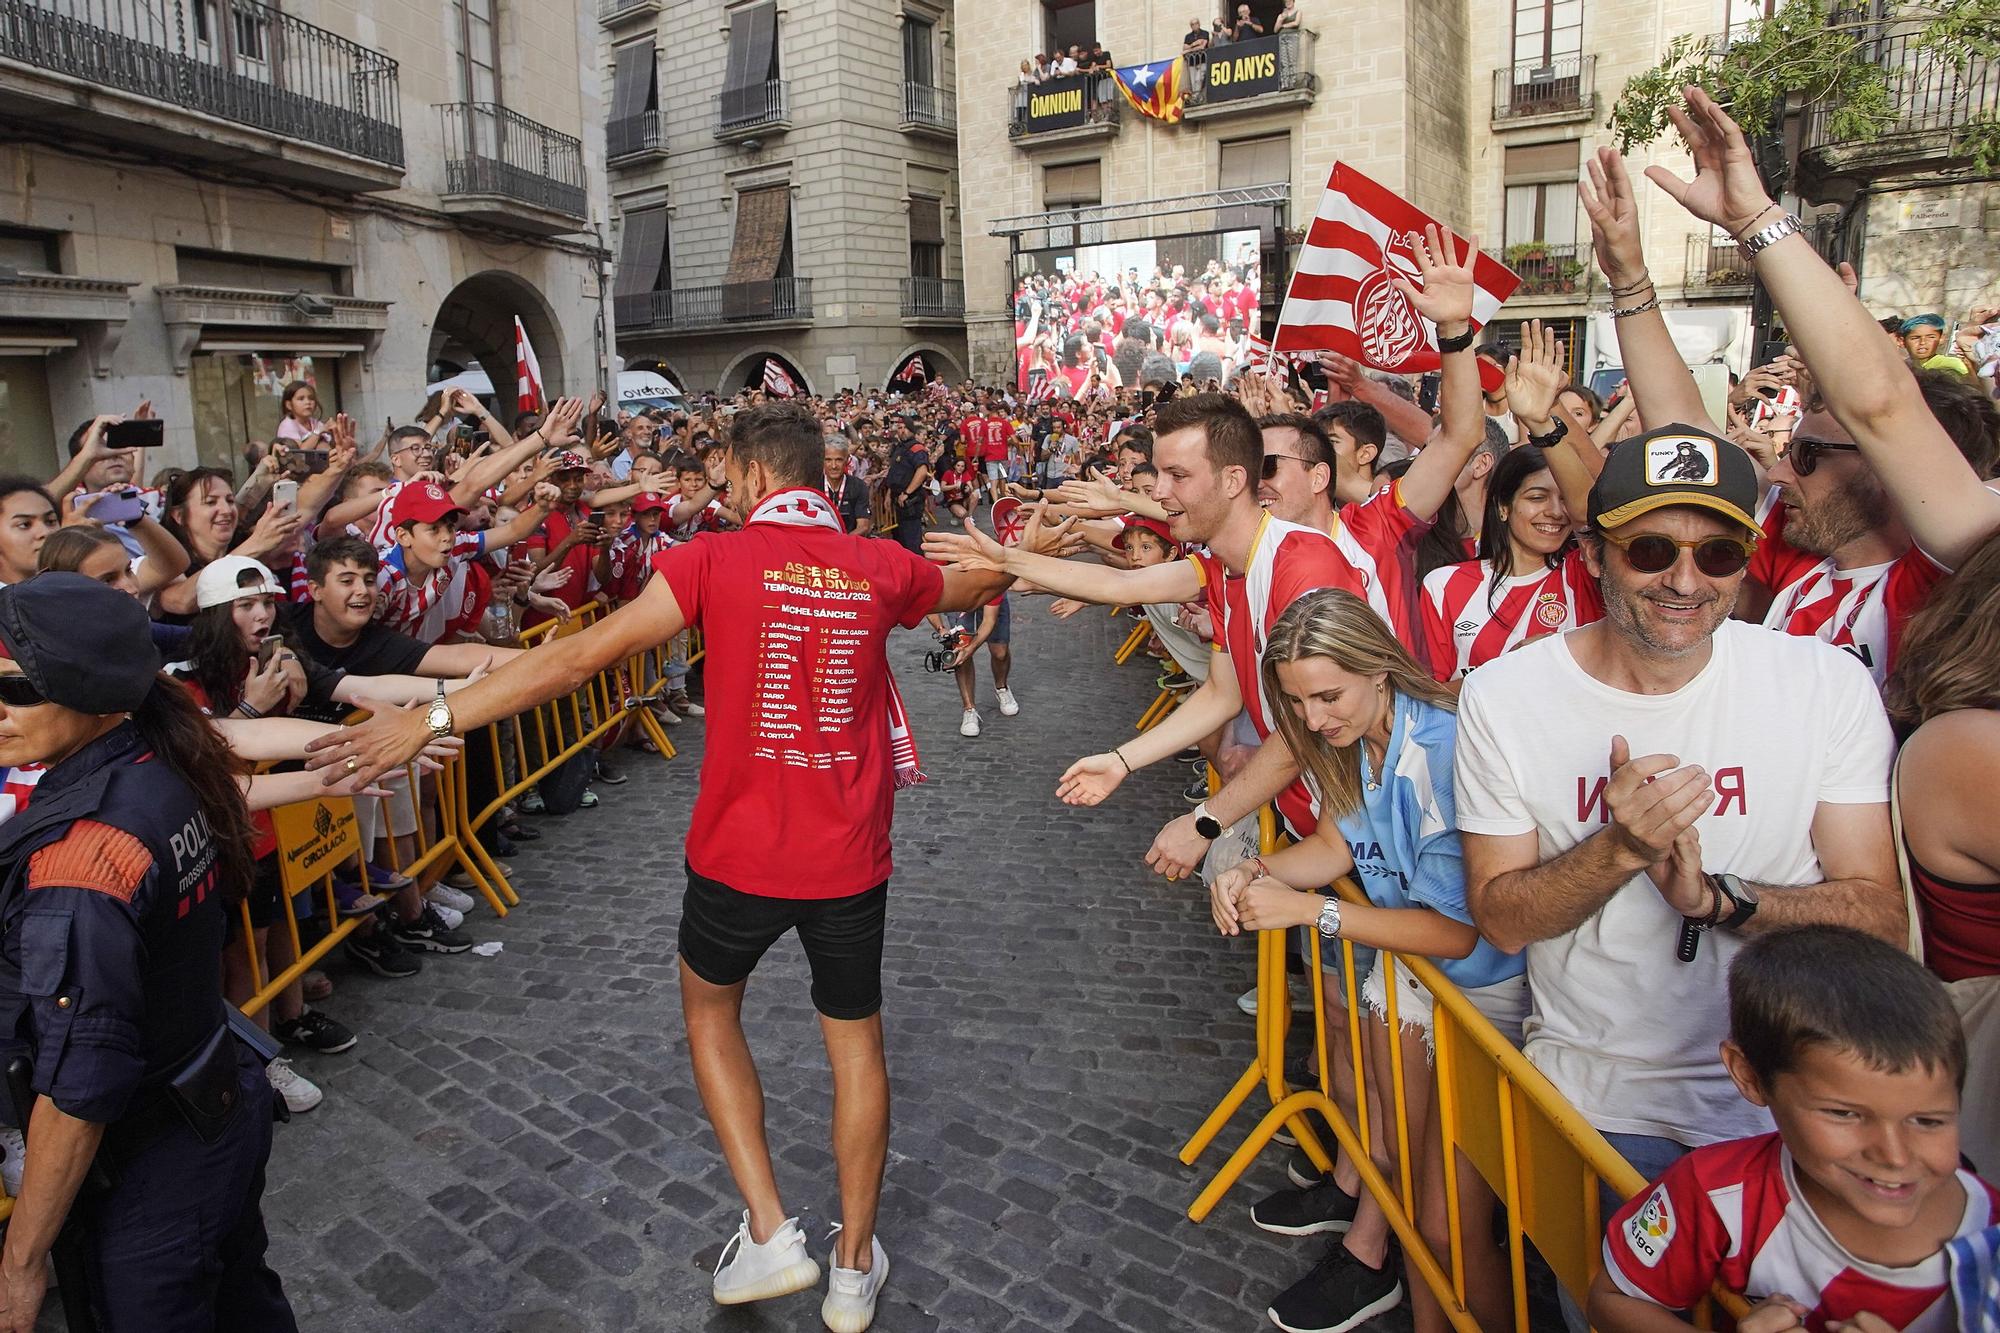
1180, 820, 1752, 1327
1113, 618, 1150, 665
1134, 687, 1182, 732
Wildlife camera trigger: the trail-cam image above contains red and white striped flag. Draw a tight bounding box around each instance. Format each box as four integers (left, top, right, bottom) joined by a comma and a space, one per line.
894, 357, 928, 387
514, 316, 545, 416
1026, 373, 1061, 402
762, 357, 798, 397
1272, 162, 1518, 391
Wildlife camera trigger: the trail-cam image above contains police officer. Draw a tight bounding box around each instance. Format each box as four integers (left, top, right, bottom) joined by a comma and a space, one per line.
0, 574, 296, 1332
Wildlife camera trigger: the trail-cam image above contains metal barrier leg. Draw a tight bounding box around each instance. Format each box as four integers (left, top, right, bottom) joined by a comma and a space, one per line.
1113, 620, 1150, 665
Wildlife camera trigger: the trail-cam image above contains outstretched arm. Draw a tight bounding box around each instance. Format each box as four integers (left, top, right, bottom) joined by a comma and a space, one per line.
1386, 225, 1485, 523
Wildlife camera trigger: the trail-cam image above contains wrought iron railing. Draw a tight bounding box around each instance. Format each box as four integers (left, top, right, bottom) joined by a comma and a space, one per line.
608, 107, 662, 160
718, 78, 787, 134
614, 276, 812, 330
1799, 19, 1999, 157
901, 276, 963, 318
1009, 69, 1120, 138
437, 101, 587, 219
902, 80, 954, 131
0, 0, 402, 165
1685, 234, 1753, 290
1492, 53, 1595, 119
597, 0, 656, 19
1489, 241, 1592, 298
1183, 28, 1317, 108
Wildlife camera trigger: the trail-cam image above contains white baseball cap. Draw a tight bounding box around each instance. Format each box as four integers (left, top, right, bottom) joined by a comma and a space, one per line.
194, 555, 285, 610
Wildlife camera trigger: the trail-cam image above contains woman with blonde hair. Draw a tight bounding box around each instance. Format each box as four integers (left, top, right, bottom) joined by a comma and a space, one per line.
1883, 524, 2000, 1176
1209, 587, 1524, 1333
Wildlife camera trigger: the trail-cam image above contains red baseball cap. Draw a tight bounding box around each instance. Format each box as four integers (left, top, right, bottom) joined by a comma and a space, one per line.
388, 480, 464, 528
631, 493, 669, 515
550, 450, 590, 473
1114, 516, 1175, 550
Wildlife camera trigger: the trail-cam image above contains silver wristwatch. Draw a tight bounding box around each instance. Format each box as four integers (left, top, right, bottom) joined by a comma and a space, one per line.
425, 681, 454, 740
1314, 896, 1342, 938
1738, 211, 1803, 258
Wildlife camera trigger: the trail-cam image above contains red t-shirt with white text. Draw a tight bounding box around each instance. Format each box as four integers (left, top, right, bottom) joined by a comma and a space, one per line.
658, 527, 943, 898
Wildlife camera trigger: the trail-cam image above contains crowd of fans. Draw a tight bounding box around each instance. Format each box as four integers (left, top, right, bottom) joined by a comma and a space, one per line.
1013, 3, 1306, 91
0, 83, 1996, 1332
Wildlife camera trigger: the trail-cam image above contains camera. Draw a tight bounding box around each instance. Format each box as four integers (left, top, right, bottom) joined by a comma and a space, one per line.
923, 627, 970, 673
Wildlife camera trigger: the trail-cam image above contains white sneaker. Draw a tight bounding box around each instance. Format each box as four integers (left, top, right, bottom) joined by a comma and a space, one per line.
0, 1126, 22, 1197
1237, 986, 1259, 1016
267, 1057, 323, 1114
959, 709, 981, 738
712, 1212, 820, 1306
427, 882, 475, 914
995, 687, 1020, 717
427, 900, 465, 931
821, 1232, 890, 1333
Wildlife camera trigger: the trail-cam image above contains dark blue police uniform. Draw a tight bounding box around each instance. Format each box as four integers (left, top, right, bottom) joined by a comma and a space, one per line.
0, 722, 296, 1332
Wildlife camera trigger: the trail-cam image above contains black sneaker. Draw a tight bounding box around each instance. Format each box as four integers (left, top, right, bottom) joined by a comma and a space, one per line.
1267, 1244, 1404, 1333
1183, 774, 1209, 804
392, 904, 474, 954
1176, 747, 1204, 764
1287, 1146, 1327, 1190
274, 1009, 358, 1055
345, 930, 423, 979
1252, 1178, 1360, 1237
595, 757, 629, 786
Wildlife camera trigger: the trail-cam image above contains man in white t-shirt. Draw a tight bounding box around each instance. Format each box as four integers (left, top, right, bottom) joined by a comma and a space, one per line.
1454, 427, 1901, 1251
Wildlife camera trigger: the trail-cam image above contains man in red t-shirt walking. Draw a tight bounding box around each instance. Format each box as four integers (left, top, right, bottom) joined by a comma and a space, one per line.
312, 404, 1027, 1332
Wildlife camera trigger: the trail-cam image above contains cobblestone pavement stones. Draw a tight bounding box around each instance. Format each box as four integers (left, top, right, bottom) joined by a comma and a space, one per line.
260, 600, 1411, 1332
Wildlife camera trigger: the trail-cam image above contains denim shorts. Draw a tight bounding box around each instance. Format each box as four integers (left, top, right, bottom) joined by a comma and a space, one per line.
677, 864, 888, 1020
948, 595, 1011, 647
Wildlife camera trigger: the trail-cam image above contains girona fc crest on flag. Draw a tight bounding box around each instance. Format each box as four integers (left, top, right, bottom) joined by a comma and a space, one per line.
1272, 162, 1519, 391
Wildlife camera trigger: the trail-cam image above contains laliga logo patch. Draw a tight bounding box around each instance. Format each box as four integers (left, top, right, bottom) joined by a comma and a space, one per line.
1356, 229, 1429, 367
1645, 436, 1718, 487
1534, 591, 1568, 628
1624, 1185, 1675, 1268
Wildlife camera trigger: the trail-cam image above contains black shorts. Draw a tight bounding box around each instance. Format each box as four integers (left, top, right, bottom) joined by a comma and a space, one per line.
677, 865, 888, 1020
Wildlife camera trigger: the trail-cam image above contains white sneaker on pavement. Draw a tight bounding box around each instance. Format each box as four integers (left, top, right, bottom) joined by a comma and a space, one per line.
267, 1057, 323, 1114
427, 882, 475, 914
822, 1231, 890, 1333
994, 687, 1020, 717
959, 708, 981, 738
712, 1212, 820, 1306
427, 900, 465, 931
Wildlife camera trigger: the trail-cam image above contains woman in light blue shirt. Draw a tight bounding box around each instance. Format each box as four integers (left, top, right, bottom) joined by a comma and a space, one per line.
1209, 587, 1524, 1333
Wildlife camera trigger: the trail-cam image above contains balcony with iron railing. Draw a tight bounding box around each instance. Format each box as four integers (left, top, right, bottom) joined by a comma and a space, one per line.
716, 78, 789, 141
1492, 54, 1596, 123
1184, 28, 1318, 119
436, 101, 588, 235
598, 0, 662, 25
615, 277, 813, 332
0, 0, 402, 190
901, 81, 955, 137
608, 107, 665, 164
1009, 70, 1120, 142
901, 277, 964, 321
1490, 241, 1593, 301
1797, 19, 2000, 196
1684, 234, 1753, 293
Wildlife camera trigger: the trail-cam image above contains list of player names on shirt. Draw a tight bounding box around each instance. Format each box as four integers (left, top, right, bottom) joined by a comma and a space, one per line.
754, 561, 870, 769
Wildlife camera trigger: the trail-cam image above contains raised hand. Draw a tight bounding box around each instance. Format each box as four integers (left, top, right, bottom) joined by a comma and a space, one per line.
1643, 85, 1778, 238
541, 397, 585, 450
1391, 223, 1477, 332
1503, 319, 1568, 428
1579, 146, 1650, 292
1017, 504, 1076, 558
61, 490, 105, 528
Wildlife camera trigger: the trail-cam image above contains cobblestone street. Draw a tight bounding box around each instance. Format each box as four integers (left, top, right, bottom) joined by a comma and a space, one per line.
262, 600, 1332, 1332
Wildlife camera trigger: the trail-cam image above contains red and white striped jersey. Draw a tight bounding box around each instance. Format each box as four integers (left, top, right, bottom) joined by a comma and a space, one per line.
374, 530, 487, 643
604, 527, 676, 602
1333, 483, 1435, 673
1604, 1132, 1998, 1332
1751, 487, 1948, 685
0, 763, 45, 826
364, 480, 407, 552
1419, 551, 1601, 680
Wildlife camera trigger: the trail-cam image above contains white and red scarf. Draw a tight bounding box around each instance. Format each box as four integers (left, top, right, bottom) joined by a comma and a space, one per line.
745, 488, 925, 788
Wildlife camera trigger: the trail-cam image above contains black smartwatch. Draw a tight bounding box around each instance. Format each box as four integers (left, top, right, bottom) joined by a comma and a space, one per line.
1435, 324, 1476, 355
1526, 417, 1569, 449
1192, 801, 1223, 841
1711, 873, 1759, 930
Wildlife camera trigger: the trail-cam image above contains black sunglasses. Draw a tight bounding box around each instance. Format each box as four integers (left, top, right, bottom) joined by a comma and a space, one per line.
1787, 437, 1861, 476
0, 675, 48, 707
1260, 452, 1318, 480
1602, 530, 1756, 578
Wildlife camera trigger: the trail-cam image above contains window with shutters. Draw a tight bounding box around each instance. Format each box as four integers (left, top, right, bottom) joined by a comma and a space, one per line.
903, 15, 935, 87
1043, 160, 1101, 248
609, 40, 661, 159
720, 2, 785, 131
1503, 141, 1587, 296
724, 184, 793, 317
1218, 134, 1289, 242
613, 205, 671, 326
908, 196, 944, 278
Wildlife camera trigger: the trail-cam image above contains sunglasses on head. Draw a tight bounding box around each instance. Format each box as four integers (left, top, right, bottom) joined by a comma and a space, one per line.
1786, 436, 1861, 476
0, 675, 47, 707
1601, 529, 1756, 577
1259, 451, 1317, 480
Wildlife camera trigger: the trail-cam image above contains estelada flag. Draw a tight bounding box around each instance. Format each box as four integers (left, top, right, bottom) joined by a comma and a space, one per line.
1111, 58, 1185, 123
1271, 162, 1519, 391
513, 316, 544, 415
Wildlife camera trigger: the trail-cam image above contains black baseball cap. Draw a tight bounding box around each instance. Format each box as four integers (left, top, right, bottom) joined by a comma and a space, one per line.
0, 574, 160, 714
1588, 424, 1761, 533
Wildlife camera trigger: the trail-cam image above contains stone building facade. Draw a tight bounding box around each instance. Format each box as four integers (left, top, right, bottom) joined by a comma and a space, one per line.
602, 0, 968, 398
0, 0, 612, 477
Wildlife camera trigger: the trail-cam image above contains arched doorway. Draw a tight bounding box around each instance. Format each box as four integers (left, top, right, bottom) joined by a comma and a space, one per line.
884, 344, 963, 392
723, 349, 812, 398
428, 271, 567, 419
